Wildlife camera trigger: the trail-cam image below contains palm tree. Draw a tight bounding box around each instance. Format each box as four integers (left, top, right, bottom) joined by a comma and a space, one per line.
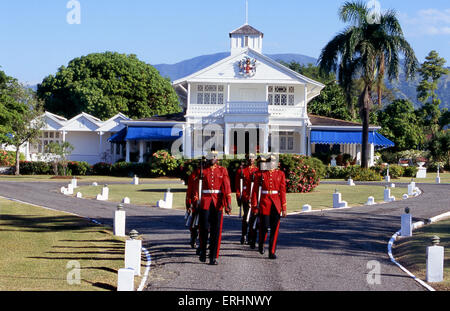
318, 1, 418, 168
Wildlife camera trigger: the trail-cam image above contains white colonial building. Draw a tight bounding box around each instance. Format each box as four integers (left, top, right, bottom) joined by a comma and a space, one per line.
14, 22, 393, 167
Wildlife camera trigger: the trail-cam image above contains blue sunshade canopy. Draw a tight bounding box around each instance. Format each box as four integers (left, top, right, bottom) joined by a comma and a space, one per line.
311, 130, 394, 147
108, 127, 127, 143
124, 126, 182, 141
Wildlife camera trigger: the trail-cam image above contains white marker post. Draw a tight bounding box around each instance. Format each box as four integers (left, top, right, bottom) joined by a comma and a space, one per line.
163, 189, 173, 209
385, 165, 390, 182
384, 187, 395, 202
408, 180, 416, 196
436, 164, 441, 184
71, 177, 78, 189
302, 204, 312, 212
114, 204, 126, 237
365, 196, 375, 206
426, 236, 444, 283
124, 230, 142, 276
117, 268, 135, 291
400, 208, 412, 237
333, 189, 348, 209
347, 178, 355, 186
133, 175, 139, 185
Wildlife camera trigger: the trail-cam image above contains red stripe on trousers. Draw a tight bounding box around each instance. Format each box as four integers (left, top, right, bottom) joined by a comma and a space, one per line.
216, 211, 224, 258
271, 221, 280, 255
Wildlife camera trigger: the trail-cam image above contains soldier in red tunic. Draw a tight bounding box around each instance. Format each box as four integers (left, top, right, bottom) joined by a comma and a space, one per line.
197, 151, 232, 265
251, 155, 287, 259
235, 153, 259, 245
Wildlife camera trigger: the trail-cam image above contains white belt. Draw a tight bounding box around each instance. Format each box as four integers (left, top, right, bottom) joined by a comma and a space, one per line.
203, 190, 221, 194
262, 190, 278, 195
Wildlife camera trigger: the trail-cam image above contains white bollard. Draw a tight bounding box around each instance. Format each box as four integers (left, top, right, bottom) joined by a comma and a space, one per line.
114, 205, 126, 237
132, 175, 139, 185
125, 230, 142, 276
436, 164, 441, 184
60, 186, 67, 194
365, 196, 375, 206
163, 189, 173, 209
66, 183, 74, 195
385, 175, 391, 182
333, 191, 348, 208
76, 192, 83, 198
101, 185, 109, 200
92, 182, 98, 186
71, 178, 78, 189
426, 236, 444, 283
122, 197, 131, 204
408, 181, 416, 196
347, 178, 355, 186
156, 200, 166, 208
400, 208, 412, 237
390, 183, 395, 188
384, 187, 395, 202
117, 268, 135, 291
302, 204, 312, 212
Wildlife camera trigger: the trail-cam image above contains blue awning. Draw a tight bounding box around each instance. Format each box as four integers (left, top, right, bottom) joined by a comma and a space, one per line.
108, 127, 127, 143
311, 130, 394, 147
124, 126, 182, 141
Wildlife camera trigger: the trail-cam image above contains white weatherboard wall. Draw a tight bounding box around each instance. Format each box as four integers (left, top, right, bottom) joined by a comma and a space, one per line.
65, 132, 102, 164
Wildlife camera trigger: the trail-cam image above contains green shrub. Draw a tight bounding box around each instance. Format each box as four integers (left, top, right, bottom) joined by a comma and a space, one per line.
403, 166, 418, 177
150, 150, 179, 176
19, 161, 52, 175
352, 168, 382, 181
67, 161, 91, 176
111, 162, 152, 177
426, 162, 445, 173
92, 162, 112, 175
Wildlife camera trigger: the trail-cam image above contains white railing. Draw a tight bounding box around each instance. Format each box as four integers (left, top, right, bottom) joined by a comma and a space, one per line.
187, 102, 304, 118
226, 101, 268, 115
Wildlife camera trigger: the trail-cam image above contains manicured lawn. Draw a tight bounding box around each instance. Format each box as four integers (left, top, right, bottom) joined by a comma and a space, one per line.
0, 174, 179, 184
393, 219, 450, 291
75, 183, 409, 214
325, 172, 450, 184
0, 198, 143, 291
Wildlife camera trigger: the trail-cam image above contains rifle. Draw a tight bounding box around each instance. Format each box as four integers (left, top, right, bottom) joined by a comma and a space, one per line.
246, 173, 255, 223
192, 159, 204, 229
239, 164, 244, 218
253, 173, 264, 230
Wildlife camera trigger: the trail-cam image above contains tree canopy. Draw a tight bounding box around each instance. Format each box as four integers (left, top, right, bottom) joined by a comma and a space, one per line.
37, 52, 181, 121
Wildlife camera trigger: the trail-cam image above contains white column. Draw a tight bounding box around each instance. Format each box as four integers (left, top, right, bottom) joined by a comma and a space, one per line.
369, 143, 375, 167
98, 131, 103, 159
120, 143, 124, 160
139, 140, 144, 163
62, 130, 66, 143
224, 123, 230, 156
303, 84, 308, 118
126, 141, 130, 163
356, 144, 361, 165
300, 121, 306, 155
262, 124, 269, 154
184, 123, 192, 159
113, 143, 117, 163
187, 83, 191, 112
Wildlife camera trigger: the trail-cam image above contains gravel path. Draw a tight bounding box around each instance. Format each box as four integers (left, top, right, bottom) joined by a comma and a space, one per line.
0, 180, 448, 291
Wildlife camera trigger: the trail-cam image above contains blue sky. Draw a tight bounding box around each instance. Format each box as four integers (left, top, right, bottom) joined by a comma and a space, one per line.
0, 0, 449, 85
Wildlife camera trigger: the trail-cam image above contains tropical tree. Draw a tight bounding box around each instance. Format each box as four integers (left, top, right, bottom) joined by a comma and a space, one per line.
416, 50, 449, 136
37, 52, 181, 120
318, 1, 418, 168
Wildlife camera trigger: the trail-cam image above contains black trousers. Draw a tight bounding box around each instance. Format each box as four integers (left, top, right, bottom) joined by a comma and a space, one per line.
241, 201, 251, 237
199, 202, 224, 260
259, 204, 281, 255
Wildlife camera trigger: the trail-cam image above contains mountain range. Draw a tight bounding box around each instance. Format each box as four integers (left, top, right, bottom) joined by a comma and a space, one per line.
153, 52, 450, 110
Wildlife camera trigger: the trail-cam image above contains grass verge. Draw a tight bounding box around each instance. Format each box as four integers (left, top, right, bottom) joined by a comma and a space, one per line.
75, 183, 409, 214
393, 219, 450, 291
0, 198, 144, 291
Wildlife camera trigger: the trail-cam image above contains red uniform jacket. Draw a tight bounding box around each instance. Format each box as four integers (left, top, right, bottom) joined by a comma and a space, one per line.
251, 169, 287, 216
185, 169, 199, 210
235, 165, 259, 203
197, 164, 232, 211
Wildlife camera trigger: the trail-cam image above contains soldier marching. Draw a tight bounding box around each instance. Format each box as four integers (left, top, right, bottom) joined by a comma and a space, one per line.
184, 153, 287, 264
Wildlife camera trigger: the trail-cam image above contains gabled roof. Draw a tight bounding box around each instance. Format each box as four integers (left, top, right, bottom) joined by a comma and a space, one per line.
229, 24, 264, 38
96, 113, 130, 133
59, 112, 103, 131
172, 48, 325, 97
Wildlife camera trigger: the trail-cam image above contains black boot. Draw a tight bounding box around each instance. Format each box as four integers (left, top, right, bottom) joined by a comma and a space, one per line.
199, 251, 206, 263
259, 245, 265, 255
269, 253, 277, 260
209, 258, 218, 265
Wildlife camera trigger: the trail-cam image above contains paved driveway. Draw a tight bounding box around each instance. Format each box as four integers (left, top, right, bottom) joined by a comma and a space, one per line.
0, 180, 448, 291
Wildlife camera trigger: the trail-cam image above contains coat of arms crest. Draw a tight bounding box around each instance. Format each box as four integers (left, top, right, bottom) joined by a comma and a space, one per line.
238, 57, 257, 77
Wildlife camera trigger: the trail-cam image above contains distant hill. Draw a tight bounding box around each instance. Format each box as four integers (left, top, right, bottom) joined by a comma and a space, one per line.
152, 52, 317, 81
